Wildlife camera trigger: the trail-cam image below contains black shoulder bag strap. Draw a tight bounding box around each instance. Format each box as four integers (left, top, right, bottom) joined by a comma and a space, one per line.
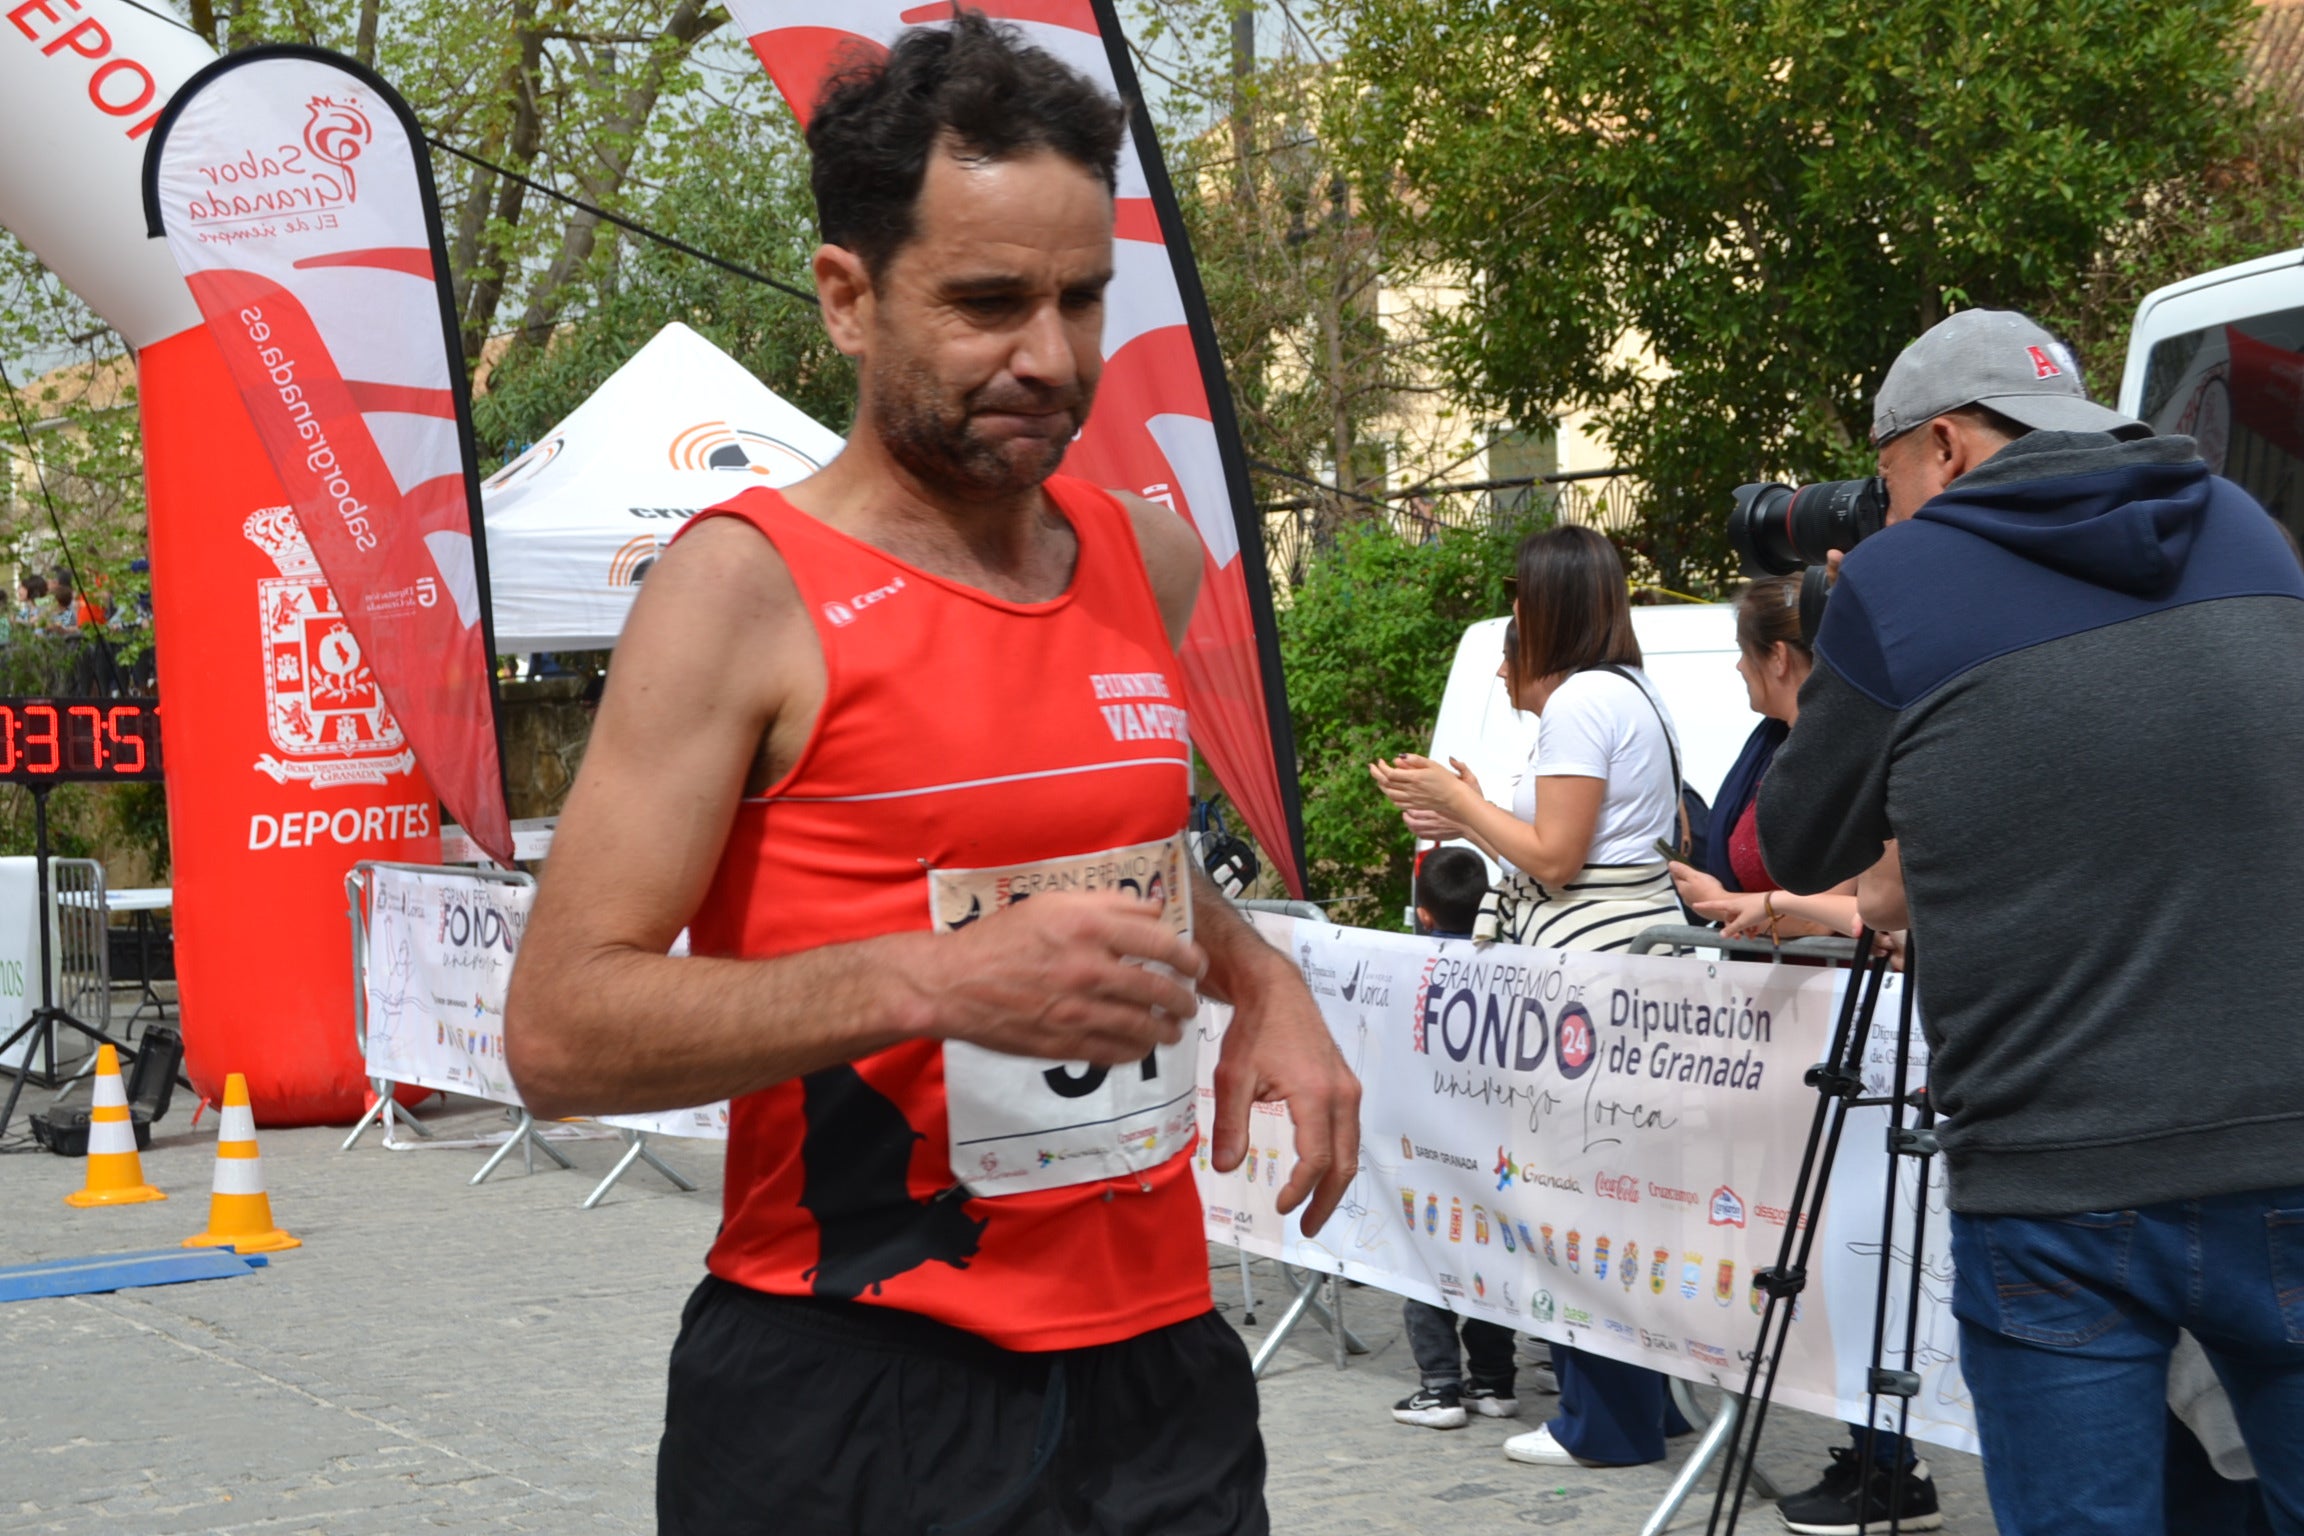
1590, 663, 1692, 857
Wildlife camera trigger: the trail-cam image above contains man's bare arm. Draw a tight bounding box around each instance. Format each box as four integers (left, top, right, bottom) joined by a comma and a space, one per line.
1121, 491, 1362, 1234
505, 515, 1202, 1120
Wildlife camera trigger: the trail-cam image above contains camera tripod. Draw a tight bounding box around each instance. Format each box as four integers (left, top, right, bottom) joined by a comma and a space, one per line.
1702, 932, 1941, 1536
0, 784, 138, 1142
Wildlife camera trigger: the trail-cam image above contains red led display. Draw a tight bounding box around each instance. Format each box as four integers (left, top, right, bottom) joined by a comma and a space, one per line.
0, 699, 164, 782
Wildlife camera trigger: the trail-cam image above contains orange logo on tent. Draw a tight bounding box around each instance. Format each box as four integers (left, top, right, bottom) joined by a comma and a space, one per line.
668, 421, 823, 479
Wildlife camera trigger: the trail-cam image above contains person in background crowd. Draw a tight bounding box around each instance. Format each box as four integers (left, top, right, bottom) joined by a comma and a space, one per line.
1670, 577, 1937, 1530
1371, 525, 1692, 1471
1761, 309, 2304, 1535
1668, 577, 1867, 944
1390, 844, 1523, 1431
46, 570, 80, 633
17, 573, 47, 629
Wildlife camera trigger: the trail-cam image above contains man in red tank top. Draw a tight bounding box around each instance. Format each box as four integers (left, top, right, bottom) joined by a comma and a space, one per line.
504, 15, 1358, 1535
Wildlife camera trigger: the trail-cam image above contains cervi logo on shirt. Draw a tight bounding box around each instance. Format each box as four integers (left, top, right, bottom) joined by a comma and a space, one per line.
823, 576, 905, 628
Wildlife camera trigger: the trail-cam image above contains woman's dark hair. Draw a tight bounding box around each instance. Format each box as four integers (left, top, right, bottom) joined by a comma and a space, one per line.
1512, 525, 1640, 683
1500, 618, 1521, 702
20, 575, 45, 601
806, 12, 1128, 275
1735, 574, 1810, 659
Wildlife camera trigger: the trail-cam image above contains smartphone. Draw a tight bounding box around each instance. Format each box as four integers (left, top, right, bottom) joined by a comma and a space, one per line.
1653, 837, 1688, 865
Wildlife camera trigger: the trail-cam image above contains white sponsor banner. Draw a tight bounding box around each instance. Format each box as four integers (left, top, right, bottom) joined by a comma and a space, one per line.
363, 866, 726, 1137
1193, 913, 1975, 1454
0, 859, 62, 1072
362, 866, 525, 1103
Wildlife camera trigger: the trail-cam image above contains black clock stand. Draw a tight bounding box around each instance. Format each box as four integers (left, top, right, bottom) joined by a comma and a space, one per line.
0, 783, 138, 1142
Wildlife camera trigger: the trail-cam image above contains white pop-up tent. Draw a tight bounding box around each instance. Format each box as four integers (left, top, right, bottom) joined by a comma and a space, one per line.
482, 322, 847, 651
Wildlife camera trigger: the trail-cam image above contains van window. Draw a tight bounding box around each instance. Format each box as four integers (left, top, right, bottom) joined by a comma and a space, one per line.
2139, 308, 2304, 530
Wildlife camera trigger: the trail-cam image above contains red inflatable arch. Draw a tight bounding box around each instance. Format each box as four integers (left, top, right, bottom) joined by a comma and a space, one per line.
0, 2, 441, 1122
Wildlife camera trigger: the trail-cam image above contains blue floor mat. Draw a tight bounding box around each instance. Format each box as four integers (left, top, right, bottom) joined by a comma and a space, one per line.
0, 1247, 269, 1302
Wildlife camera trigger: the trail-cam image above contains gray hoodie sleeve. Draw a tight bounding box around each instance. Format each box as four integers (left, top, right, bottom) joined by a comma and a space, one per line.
1755, 658, 1899, 895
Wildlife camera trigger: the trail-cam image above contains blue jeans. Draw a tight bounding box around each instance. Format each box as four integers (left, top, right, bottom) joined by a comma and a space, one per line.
1951, 1187, 2304, 1535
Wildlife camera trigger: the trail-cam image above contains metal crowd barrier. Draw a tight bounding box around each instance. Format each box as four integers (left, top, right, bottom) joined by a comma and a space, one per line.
340, 861, 572, 1184
51, 857, 109, 1034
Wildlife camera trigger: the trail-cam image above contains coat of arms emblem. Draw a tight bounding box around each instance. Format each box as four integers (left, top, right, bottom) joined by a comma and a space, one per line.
244, 507, 416, 787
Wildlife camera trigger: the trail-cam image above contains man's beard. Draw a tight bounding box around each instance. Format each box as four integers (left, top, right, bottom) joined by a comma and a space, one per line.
872, 353, 1092, 500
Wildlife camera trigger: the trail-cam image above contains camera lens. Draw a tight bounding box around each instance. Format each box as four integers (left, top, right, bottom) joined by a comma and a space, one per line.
1727, 477, 1888, 575
1728, 483, 1799, 575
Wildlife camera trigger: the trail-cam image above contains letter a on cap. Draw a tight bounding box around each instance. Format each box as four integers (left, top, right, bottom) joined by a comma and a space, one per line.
2027, 345, 2063, 380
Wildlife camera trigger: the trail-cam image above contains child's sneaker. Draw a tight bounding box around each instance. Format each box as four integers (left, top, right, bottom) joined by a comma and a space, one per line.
1464, 1385, 1521, 1418
1391, 1386, 1468, 1428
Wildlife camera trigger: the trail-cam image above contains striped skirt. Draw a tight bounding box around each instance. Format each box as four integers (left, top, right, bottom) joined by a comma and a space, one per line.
1474, 862, 1683, 954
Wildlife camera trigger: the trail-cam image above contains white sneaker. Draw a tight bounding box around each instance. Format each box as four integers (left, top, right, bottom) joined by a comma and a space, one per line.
1503, 1423, 1592, 1467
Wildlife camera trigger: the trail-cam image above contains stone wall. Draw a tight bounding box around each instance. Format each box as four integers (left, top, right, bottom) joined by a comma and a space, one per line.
499, 676, 598, 820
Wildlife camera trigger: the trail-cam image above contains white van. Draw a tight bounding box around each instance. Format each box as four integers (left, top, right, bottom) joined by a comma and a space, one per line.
1420, 605, 1752, 890
2119, 248, 2304, 529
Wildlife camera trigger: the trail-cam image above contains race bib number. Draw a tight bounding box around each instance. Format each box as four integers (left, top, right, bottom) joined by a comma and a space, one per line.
932, 833, 1199, 1196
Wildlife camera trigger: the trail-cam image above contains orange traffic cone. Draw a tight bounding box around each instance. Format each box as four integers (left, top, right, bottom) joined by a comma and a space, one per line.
64, 1044, 164, 1207
182, 1073, 299, 1253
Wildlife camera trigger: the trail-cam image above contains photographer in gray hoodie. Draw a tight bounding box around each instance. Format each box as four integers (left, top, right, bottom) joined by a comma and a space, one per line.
1759, 310, 2304, 1536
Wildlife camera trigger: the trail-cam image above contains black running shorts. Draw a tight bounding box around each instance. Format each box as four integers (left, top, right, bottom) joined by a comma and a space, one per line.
657, 1276, 1269, 1536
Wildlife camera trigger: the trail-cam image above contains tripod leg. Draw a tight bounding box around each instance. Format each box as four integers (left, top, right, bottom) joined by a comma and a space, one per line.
1707, 945, 1895, 1536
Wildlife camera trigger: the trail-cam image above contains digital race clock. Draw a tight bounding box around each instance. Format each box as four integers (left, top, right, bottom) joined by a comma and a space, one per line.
0, 699, 165, 782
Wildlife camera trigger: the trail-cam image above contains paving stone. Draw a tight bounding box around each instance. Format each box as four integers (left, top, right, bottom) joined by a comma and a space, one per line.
0, 1092, 1995, 1533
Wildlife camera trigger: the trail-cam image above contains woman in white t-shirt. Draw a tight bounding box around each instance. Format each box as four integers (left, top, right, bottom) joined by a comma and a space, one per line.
1372, 525, 1684, 954
1371, 525, 1693, 1472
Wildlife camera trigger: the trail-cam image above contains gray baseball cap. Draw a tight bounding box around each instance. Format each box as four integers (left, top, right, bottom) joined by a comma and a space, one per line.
1871, 309, 2147, 445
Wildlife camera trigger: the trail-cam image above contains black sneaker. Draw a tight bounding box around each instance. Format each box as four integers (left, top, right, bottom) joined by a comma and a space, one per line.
1391, 1386, 1468, 1429
1778, 1448, 1942, 1534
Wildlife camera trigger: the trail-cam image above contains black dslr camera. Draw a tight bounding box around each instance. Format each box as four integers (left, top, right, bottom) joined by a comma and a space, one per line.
1726, 476, 1889, 645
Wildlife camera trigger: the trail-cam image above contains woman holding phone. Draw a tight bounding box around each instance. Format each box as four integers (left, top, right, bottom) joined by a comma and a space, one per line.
1370, 524, 1691, 1469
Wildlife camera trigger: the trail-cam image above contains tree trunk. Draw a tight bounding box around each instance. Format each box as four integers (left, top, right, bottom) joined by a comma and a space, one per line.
1229, 1, 1257, 210
503, 0, 724, 357
458, 5, 545, 364
354, 0, 380, 67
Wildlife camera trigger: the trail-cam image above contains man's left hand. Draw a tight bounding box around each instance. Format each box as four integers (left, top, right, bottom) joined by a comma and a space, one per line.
1209, 963, 1361, 1237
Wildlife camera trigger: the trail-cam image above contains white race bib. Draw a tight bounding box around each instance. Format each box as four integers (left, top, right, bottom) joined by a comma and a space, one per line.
932, 834, 1199, 1196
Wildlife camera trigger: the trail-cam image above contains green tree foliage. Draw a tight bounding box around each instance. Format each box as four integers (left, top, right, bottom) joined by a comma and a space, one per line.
2048, 100, 2304, 388
1332, 0, 2258, 587
1134, 0, 1457, 523
1278, 515, 1531, 926
472, 105, 850, 463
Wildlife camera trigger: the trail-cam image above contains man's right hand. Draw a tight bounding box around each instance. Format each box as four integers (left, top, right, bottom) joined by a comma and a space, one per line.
916, 892, 1208, 1066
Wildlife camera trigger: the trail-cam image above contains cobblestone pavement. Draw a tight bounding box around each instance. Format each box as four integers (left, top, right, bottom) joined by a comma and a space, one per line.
0, 1093, 1996, 1534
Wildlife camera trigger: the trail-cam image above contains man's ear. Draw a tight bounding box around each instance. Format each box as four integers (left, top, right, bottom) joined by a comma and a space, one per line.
814, 243, 874, 358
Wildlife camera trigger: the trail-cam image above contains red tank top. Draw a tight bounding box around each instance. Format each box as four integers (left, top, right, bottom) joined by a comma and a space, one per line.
677, 478, 1212, 1351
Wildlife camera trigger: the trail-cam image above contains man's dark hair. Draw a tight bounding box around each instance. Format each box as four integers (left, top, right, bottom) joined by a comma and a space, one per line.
1417, 846, 1489, 937
806, 11, 1127, 274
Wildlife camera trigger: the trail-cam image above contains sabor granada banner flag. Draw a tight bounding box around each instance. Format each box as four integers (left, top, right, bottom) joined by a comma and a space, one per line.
141, 45, 514, 866
730, 0, 1309, 895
